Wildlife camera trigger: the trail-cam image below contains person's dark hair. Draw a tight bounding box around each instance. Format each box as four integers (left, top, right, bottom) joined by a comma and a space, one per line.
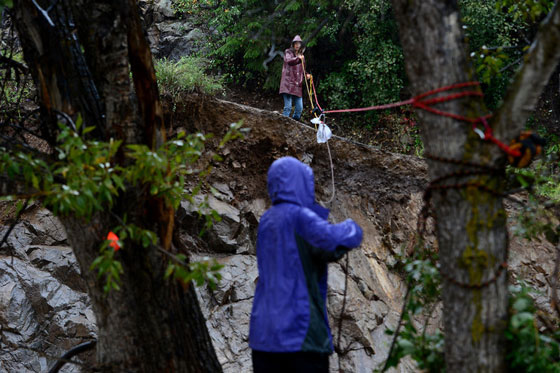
290, 41, 304, 54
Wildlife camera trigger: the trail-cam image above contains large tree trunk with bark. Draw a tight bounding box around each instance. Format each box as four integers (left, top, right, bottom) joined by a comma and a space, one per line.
11, 1, 222, 371
62, 214, 222, 372
391, 0, 560, 371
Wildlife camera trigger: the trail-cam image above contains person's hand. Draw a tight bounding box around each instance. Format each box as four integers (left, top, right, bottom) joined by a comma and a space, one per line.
299, 54, 305, 61
306, 73, 312, 80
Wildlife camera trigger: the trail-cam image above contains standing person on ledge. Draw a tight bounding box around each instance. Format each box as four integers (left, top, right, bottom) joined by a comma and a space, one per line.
249, 157, 363, 373
279, 35, 312, 121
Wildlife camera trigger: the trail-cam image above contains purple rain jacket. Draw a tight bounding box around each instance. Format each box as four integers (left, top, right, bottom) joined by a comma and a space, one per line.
249, 157, 363, 354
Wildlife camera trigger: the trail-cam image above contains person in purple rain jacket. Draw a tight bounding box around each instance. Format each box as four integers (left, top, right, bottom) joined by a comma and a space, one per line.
249, 157, 363, 373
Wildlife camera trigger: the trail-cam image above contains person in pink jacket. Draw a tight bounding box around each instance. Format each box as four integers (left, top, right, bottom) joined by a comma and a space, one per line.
279, 35, 311, 121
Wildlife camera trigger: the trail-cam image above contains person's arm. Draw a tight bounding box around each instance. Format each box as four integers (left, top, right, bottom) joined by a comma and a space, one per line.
295, 207, 363, 260
285, 50, 301, 66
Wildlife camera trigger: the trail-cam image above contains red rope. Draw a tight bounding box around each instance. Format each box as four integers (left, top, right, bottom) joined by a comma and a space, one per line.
310, 80, 521, 157
320, 82, 482, 117
478, 117, 521, 158
321, 99, 415, 113
413, 81, 480, 100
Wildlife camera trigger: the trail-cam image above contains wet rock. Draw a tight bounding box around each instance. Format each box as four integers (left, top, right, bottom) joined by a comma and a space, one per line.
140, 0, 208, 60
0, 222, 33, 259
26, 245, 86, 293
195, 254, 257, 373
212, 183, 234, 202
25, 208, 67, 245
0, 250, 96, 372
154, 0, 174, 19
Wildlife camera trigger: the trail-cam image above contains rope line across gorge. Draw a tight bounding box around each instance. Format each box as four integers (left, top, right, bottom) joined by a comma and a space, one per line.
301, 74, 521, 289
306, 79, 522, 158
299, 65, 535, 366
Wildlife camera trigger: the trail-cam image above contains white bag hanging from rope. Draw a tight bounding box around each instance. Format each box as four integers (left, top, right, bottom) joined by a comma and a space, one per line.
312, 117, 332, 143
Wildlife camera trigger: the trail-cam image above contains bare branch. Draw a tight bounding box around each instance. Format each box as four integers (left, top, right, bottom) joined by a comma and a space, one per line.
499, 56, 522, 73
0, 55, 28, 74
250, 8, 287, 41
262, 41, 284, 70
493, 2, 560, 144
303, 3, 345, 46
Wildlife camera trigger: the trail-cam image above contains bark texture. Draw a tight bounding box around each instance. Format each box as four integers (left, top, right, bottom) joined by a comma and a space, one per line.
10, 0, 222, 371
391, 1, 560, 372
11, 0, 104, 141
392, 1, 508, 372
61, 214, 222, 372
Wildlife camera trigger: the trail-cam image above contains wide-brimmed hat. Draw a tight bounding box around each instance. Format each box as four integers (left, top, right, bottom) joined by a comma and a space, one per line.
292, 35, 303, 44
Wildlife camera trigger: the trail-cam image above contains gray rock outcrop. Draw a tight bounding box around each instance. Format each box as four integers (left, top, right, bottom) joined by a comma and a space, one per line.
0, 207, 96, 373
139, 0, 208, 60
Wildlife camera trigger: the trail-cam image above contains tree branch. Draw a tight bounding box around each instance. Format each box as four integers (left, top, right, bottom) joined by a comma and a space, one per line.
303, 3, 345, 46
0, 55, 29, 74
493, 1, 560, 146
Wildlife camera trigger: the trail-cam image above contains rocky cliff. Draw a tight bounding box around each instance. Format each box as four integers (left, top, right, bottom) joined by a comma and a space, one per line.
1, 94, 557, 372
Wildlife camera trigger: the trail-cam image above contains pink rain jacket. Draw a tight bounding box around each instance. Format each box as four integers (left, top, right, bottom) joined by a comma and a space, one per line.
279, 36, 304, 97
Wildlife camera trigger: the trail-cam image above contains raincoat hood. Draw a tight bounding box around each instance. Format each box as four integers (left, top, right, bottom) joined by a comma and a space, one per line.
267, 157, 314, 207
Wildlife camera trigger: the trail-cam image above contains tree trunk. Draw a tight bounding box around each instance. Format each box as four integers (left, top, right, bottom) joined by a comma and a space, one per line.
392, 1, 509, 371
62, 214, 222, 372
11, 1, 222, 371
391, 0, 560, 371
11, 0, 105, 141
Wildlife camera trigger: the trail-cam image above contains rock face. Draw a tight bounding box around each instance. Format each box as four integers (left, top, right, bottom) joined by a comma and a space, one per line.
139, 0, 208, 60
178, 96, 426, 372
0, 207, 96, 373
1, 96, 558, 372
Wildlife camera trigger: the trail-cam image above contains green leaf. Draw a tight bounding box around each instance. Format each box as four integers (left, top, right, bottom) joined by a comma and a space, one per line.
150, 184, 159, 195
511, 311, 534, 329
512, 297, 531, 312
397, 339, 415, 355
164, 264, 175, 279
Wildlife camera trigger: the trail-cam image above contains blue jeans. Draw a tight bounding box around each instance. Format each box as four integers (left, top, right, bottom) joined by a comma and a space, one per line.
282, 94, 303, 120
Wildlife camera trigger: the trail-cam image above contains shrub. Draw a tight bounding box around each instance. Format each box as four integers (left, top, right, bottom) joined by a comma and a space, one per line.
154, 57, 224, 97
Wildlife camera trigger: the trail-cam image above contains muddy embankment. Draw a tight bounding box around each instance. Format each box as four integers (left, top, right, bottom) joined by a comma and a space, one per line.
1, 93, 556, 372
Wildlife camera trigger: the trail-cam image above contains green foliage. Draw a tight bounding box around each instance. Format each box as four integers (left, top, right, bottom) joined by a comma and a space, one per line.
165, 254, 224, 290
154, 56, 224, 98
459, 0, 527, 108
1, 119, 244, 293
0, 50, 34, 120
458, 0, 556, 109
497, 0, 555, 22
0, 0, 12, 14
175, 0, 405, 113
512, 191, 560, 244
382, 249, 444, 372
506, 284, 560, 372
90, 239, 124, 293
317, 1, 405, 111
90, 223, 159, 293
382, 235, 560, 372
174, 0, 556, 125
125, 131, 208, 210
510, 158, 560, 203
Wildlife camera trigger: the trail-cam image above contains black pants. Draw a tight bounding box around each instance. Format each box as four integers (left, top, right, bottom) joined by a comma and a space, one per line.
252, 350, 329, 373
